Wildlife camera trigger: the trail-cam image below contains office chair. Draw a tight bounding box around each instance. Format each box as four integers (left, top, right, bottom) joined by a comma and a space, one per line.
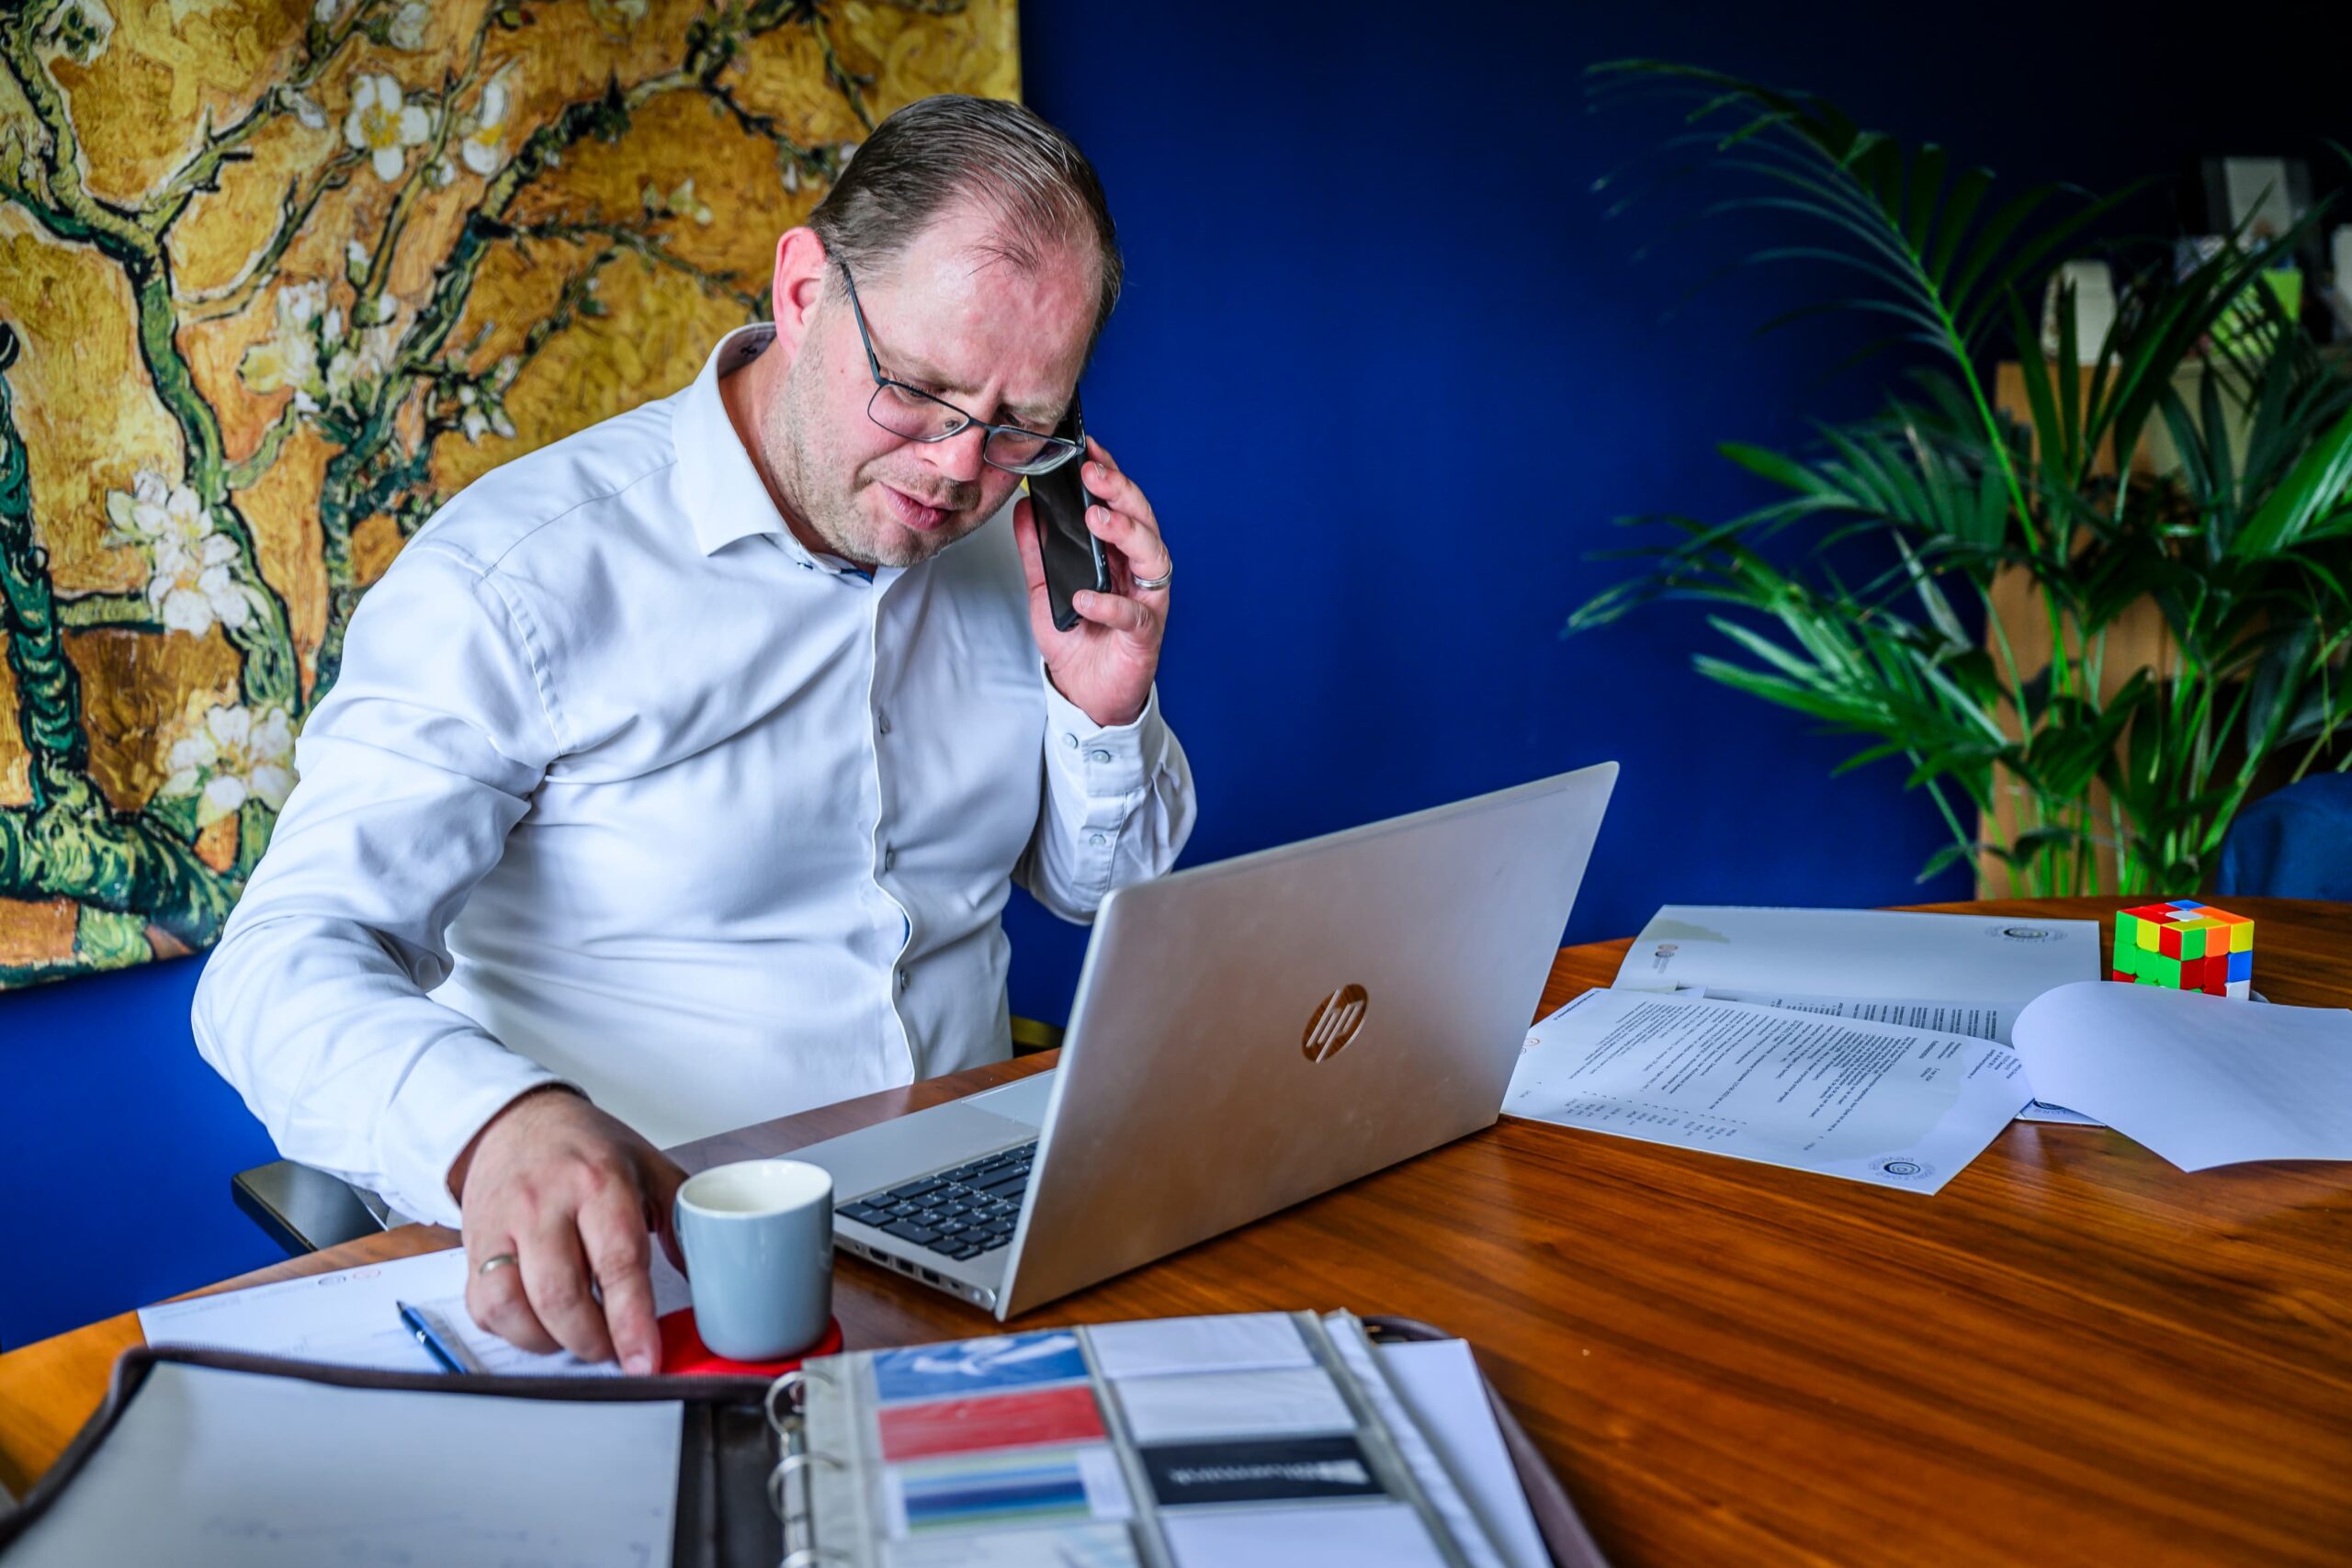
236, 1016, 1072, 1256
2216, 775, 2352, 900
232, 1161, 385, 1257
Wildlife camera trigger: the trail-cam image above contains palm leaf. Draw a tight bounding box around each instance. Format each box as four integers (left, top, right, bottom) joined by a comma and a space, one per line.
2233, 404, 2352, 559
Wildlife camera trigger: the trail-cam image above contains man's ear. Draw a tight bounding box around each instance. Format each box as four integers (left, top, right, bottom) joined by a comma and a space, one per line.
771, 227, 830, 352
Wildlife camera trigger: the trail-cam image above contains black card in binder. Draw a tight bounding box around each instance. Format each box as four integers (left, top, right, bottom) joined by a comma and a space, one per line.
0, 1315, 1610, 1568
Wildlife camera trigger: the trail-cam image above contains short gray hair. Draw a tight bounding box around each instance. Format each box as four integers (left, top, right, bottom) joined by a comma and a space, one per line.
808, 95, 1123, 356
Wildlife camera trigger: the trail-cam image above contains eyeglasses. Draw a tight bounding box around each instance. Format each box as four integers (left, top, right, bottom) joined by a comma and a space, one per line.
836, 263, 1083, 478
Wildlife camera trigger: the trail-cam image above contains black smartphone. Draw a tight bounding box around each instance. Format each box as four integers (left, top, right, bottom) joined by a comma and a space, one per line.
1029, 392, 1110, 633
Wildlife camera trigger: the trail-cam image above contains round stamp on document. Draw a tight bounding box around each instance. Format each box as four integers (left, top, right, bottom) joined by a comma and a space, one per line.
1986, 924, 2064, 943
1871, 1156, 1935, 1181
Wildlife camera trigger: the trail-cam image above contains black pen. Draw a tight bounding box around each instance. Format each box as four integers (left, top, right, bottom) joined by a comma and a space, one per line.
396, 1299, 477, 1374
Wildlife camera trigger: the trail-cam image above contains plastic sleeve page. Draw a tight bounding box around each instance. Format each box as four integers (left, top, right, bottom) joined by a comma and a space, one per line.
2011, 981, 2352, 1169
1511, 989, 2032, 1192
1320, 1315, 1509, 1568
805, 1351, 882, 1568
1374, 1339, 1550, 1568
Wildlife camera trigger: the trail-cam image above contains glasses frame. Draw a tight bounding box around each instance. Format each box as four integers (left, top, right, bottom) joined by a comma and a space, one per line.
836, 263, 1084, 478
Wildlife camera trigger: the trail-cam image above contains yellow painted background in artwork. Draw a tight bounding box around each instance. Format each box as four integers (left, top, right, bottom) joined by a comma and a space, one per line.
0, 0, 1019, 983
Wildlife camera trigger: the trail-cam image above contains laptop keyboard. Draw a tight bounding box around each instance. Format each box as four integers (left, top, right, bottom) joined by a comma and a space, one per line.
835, 1140, 1037, 1262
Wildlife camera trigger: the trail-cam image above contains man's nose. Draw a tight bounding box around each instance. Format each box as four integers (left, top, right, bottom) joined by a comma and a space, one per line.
921, 423, 988, 484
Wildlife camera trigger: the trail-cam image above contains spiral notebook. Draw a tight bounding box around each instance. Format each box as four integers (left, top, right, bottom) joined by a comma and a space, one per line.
0, 1313, 1608, 1568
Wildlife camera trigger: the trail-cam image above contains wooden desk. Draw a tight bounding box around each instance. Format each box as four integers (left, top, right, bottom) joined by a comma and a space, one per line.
5, 897, 2348, 1563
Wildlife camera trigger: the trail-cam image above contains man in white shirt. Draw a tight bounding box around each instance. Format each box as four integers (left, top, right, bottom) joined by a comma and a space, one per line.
194, 96, 1193, 1373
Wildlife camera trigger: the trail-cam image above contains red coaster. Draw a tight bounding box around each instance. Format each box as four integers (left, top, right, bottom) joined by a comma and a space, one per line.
657, 1310, 843, 1376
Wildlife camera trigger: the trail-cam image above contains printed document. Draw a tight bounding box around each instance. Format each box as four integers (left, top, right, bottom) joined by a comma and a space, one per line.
138, 1247, 629, 1375
1513, 988, 2032, 1192
1613, 905, 2101, 1121
2013, 981, 2352, 1168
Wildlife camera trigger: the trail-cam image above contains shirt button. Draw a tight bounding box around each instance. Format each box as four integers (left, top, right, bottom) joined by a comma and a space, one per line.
1089, 832, 1108, 847
1061, 733, 1079, 749
882, 846, 897, 872
896, 969, 910, 993
1087, 749, 1113, 764
876, 714, 891, 736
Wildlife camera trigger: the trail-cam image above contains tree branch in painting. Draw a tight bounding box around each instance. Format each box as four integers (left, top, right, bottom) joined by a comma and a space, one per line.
0, 0, 978, 982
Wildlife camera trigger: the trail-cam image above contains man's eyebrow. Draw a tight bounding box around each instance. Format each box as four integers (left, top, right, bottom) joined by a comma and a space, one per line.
880, 341, 1059, 425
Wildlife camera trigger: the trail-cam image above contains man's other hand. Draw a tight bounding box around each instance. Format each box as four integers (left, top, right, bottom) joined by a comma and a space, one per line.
447, 1086, 685, 1374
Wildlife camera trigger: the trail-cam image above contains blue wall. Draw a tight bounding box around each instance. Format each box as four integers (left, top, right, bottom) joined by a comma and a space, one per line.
3, 2, 2335, 1349
1001, 0, 2340, 1010
0, 954, 282, 1349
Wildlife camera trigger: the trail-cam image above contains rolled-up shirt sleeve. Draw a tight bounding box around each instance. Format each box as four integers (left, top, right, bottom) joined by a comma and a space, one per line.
192, 540, 567, 1228
1017, 667, 1196, 922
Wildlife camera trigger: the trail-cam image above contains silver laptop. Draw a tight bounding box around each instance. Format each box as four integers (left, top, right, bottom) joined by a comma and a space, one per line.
789, 761, 1617, 1319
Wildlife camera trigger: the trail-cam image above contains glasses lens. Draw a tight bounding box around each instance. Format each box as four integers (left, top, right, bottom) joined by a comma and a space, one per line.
868, 383, 965, 442
986, 431, 1080, 476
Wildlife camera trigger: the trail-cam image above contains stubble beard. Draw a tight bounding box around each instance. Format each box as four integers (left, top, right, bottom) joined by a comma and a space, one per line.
766, 355, 986, 570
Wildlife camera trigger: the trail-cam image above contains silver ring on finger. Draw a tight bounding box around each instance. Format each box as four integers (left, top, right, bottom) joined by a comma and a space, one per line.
1131, 563, 1172, 592
476, 1251, 520, 1278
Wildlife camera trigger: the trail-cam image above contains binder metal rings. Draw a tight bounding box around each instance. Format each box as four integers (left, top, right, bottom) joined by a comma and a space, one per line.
767, 1450, 844, 1520
763, 1371, 808, 1439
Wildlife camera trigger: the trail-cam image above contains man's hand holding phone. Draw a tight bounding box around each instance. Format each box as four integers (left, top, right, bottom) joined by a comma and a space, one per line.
1013, 433, 1172, 729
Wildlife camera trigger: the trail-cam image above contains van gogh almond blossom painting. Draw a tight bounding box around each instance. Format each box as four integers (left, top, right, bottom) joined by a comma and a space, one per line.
0, 0, 1017, 985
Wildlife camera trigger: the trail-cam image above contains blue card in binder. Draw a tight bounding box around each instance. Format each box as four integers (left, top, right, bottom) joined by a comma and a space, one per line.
870, 1330, 1090, 1404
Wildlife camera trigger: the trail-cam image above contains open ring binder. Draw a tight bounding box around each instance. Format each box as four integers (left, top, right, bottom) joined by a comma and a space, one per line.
0, 1315, 1610, 1568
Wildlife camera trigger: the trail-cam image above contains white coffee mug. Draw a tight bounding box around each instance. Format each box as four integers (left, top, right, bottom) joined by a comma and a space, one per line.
673, 1159, 833, 1361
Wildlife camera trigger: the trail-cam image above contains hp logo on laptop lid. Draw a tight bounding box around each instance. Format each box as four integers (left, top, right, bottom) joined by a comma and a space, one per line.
1302, 984, 1369, 1062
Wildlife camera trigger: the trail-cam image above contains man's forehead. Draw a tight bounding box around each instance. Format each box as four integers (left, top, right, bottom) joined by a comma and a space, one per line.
860, 222, 1095, 414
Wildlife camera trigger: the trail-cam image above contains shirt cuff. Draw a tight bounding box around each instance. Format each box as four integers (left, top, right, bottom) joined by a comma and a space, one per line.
375, 1037, 567, 1229
1041, 665, 1165, 821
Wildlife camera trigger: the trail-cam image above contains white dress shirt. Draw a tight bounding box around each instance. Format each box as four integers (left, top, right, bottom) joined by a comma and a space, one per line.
193, 324, 1195, 1228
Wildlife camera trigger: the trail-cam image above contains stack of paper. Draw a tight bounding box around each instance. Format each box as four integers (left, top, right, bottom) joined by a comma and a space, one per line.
1512, 904, 2352, 1187
1611, 905, 2106, 1122
1515, 987, 2030, 1192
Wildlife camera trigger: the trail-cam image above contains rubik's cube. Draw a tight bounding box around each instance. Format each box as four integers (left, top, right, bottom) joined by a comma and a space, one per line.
2114, 900, 2254, 998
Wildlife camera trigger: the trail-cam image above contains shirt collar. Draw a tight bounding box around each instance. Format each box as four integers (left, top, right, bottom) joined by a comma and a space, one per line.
673, 322, 821, 564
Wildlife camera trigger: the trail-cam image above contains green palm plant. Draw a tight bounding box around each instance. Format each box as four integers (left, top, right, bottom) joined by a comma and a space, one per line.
1572, 62, 2352, 896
